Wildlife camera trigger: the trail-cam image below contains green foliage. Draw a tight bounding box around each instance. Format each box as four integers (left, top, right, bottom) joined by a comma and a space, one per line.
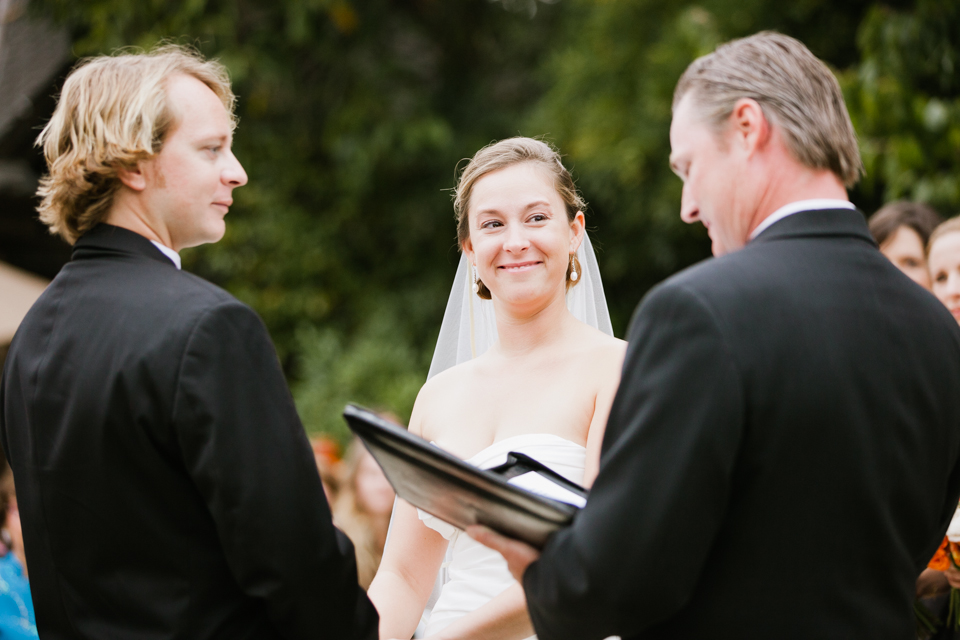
526, 1, 720, 330
841, 0, 960, 214
36, 0, 562, 441
523, 0, 895, 329
294, 312, 428, 441
33, 0, 960, 443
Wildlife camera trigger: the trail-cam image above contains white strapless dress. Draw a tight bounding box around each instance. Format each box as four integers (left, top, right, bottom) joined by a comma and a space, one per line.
417, 433, 587, 640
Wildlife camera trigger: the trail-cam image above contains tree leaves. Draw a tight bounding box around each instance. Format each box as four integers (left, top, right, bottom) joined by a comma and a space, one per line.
34, 0, 960, 442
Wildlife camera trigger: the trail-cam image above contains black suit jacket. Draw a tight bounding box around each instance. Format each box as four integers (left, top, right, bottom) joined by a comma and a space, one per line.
0, 225, 378, 639
523, 209, 960, 639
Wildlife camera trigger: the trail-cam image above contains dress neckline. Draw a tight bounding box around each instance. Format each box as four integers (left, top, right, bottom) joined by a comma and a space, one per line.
464, 433, 586, 466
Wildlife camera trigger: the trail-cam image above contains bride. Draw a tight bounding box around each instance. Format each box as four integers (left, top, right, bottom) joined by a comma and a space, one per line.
367, 137, 625, 640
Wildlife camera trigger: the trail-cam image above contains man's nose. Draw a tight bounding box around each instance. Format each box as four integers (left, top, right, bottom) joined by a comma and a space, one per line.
679, 183, 699, 224
223, 152, 249, 187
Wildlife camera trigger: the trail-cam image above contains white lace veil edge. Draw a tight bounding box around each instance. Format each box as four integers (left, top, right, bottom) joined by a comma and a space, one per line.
426, 232, 613, 380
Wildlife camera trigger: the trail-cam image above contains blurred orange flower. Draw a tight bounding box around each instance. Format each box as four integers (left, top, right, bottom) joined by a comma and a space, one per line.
930, 537, 951, 571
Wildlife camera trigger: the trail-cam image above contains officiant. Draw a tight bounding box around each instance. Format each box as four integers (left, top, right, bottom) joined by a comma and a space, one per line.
472, 31, 960, 640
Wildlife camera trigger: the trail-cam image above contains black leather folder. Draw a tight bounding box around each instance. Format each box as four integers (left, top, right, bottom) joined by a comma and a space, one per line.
342, 404, 585, 548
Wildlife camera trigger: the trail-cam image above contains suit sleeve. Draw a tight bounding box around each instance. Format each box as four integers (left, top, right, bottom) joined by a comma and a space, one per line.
171, 300, 378, 639
523, 283, 744, 640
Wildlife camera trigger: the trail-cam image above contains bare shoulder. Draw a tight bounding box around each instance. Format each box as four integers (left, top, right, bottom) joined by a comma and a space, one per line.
408, 359, 478, 441
566, 324, 627, 400
415, 359, 475, 404
576, 323, 627, 371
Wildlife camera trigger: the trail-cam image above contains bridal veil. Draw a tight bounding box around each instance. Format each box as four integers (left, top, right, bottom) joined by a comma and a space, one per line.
426, 232, 614, 379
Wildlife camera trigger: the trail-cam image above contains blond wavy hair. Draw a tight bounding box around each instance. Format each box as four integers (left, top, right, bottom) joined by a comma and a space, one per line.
35, 44, 237, 244
674, 32, 863, 188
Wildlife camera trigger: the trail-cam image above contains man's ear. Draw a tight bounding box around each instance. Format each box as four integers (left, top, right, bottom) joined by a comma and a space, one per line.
730, 98, 771, 155
117, 162, 148, 192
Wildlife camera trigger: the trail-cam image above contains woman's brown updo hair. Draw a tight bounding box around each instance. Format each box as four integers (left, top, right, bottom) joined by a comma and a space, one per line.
453, 137, 587, 300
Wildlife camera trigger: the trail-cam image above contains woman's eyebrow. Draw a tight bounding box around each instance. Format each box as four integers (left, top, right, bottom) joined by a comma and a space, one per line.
524, 200, 551, 209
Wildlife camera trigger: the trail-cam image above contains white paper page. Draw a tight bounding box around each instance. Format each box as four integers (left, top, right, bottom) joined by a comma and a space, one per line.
947, 504, 960, 542
508, 472, 586, 508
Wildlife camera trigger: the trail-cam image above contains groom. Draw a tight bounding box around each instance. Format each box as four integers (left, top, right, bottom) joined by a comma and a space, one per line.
473, 32, 960, 638
0, 46, 377, 638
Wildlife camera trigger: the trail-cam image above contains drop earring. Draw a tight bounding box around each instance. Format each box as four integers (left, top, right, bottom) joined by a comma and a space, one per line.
569, 254, 579, 282
472, 265, 480, 294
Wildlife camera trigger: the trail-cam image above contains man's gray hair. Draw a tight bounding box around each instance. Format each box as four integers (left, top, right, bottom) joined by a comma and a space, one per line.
674, 32, 863, 187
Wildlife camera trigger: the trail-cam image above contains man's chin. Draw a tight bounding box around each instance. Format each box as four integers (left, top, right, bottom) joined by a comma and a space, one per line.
176, 226, 226, 251
210, 223, 227, 244
711, 239, 728, 257
710, 233, 748, 257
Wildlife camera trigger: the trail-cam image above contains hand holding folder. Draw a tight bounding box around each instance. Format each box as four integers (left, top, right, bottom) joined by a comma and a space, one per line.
342, 404, 587, 548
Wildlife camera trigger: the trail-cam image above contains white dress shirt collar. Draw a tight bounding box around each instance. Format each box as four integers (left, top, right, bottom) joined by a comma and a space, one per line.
150, 240, 182, 270
749, 199, 856, 240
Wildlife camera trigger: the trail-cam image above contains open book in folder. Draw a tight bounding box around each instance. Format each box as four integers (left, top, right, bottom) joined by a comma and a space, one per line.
342, 404, 587, 548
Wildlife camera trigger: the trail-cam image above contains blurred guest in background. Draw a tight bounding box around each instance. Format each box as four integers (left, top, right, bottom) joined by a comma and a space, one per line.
869, 201, 942, 289
917, 511, 960, 639
333, 438, 395, 590
916, 217, 960, 637
928, 217, 960, 324
0, 471, 37, 639
312, 437, 342, 505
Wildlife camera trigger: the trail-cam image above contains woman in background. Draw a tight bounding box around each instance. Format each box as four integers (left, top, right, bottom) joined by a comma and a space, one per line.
333, 438, 396, 590
0, 471, 38, 639
312, 437, 342, 505
915, 217, 960, 639
928, 217, 960, 325
869, 201, 942, 289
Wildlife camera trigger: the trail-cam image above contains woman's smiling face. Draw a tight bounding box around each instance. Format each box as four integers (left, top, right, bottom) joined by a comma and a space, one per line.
929, 230, 960, 325
463, 162, 584, 311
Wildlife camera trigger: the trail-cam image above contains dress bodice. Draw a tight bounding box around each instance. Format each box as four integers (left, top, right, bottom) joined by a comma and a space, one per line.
417, 434, 586, 639
417, 433, 587, 539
